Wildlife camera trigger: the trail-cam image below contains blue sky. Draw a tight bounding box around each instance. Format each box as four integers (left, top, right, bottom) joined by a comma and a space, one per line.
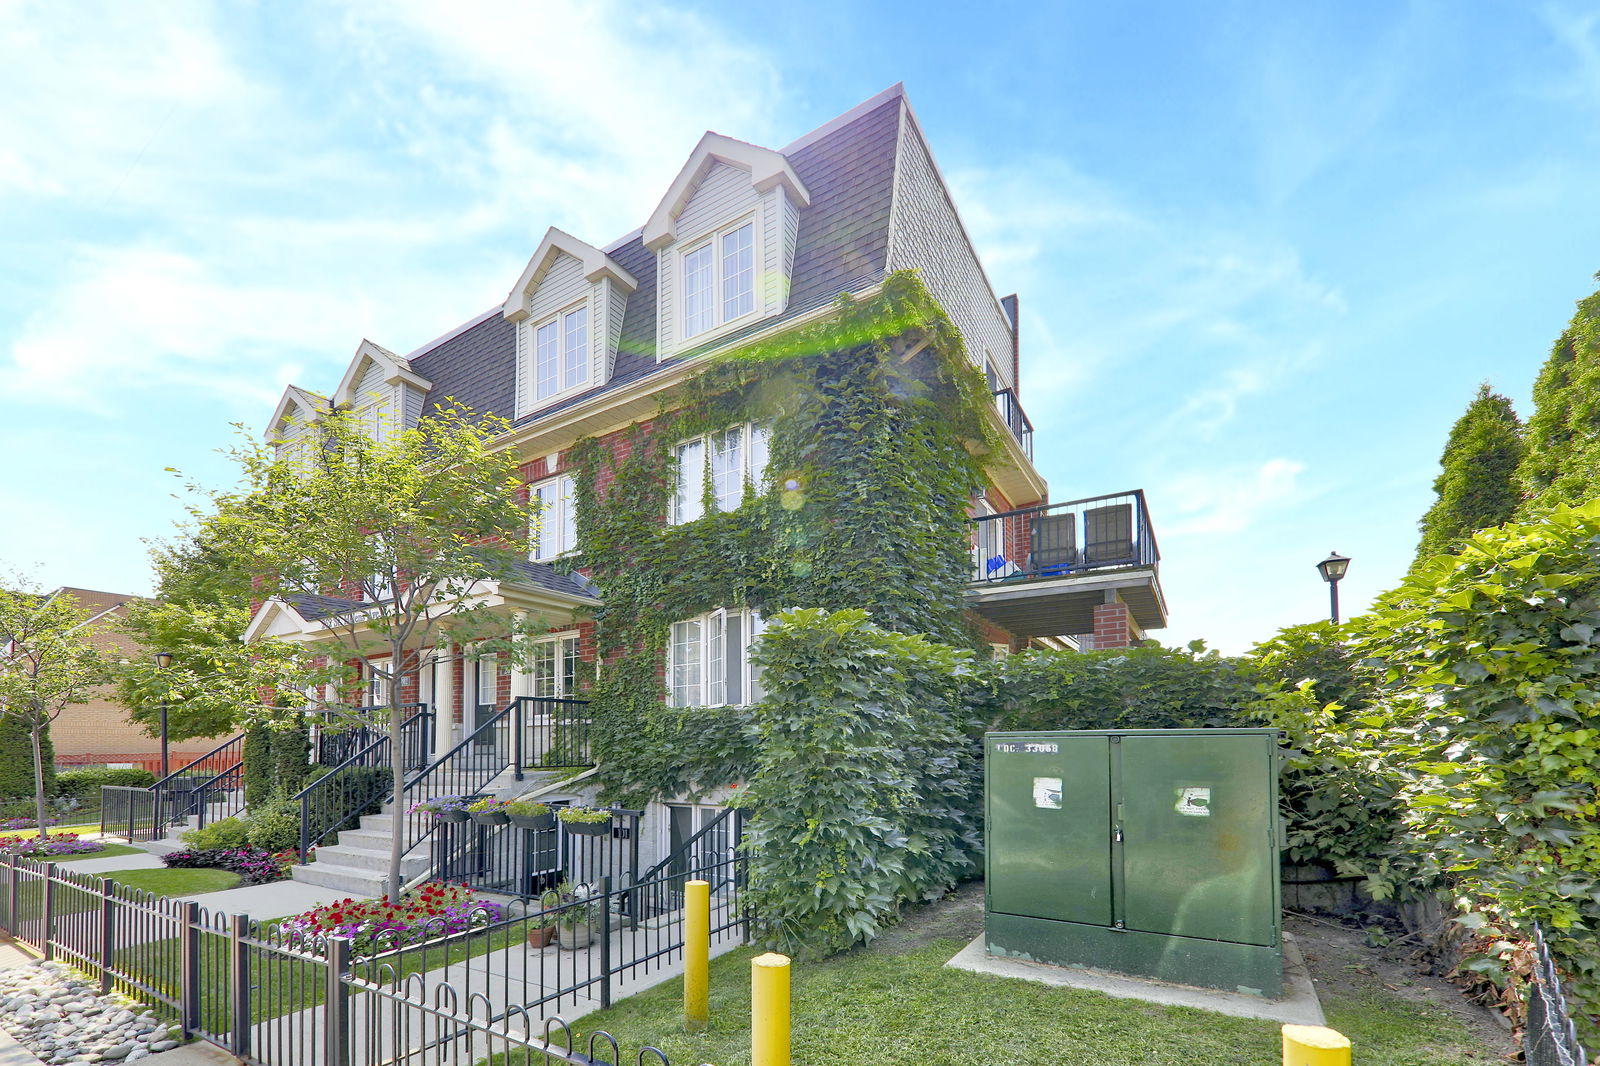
3, 0, 1598, 653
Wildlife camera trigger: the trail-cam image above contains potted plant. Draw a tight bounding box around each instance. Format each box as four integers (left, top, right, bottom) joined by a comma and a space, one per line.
409, 796, 474, 823
505, 799, 556, 830
557, 805, 612, 836
526, 909, 558, 948
467, 797, 511, 826
539, 881, 598, 950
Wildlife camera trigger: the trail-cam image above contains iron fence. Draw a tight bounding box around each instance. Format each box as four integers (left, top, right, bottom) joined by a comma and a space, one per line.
0, 841, 743, 1066
1526, 924, 1593, 1066
100, 786, 158, 844
434, 808, 641, 901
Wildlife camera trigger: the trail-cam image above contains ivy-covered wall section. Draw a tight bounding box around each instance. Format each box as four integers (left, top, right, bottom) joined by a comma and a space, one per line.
567, 272, 996, 806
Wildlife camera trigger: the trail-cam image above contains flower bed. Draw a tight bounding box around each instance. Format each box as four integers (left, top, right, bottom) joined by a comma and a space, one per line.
0, 833, 104, 858
161, 847, 295, 886
0, 817, 59, 832
278, 882, 501, 954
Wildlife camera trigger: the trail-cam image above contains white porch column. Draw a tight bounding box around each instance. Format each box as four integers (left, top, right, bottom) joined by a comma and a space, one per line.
510, 611, 532, 699
434, 643, 457, 754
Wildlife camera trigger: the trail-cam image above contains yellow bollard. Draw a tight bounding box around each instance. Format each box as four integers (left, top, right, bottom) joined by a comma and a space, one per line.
751, 952, 791, 1066
683, 879, 710, 1033
1282, 1024, 1351, 1066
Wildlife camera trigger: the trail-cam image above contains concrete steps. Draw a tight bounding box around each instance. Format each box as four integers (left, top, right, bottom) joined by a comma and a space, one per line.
289, 768, 572, 897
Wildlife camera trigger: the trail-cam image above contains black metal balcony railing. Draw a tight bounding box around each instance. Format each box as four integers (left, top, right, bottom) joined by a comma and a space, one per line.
972, 489, 1159, 583
992, 387, 1033, 460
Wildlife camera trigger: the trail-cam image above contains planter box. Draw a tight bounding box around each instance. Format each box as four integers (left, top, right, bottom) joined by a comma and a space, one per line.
436, 810, 471, 824
562, 819, 611, 837
509, 812, 556, 831
471, 811, 511, 826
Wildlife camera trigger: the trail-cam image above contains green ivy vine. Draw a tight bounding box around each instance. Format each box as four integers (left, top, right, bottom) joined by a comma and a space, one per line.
561, 271, 1000, 806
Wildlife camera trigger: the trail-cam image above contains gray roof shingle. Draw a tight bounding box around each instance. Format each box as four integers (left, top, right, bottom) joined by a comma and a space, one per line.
373, 93, 906, 432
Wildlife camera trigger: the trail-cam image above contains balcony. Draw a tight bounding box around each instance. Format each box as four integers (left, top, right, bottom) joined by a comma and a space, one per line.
991, 387, 1033, 460
968, 490, 1167, 642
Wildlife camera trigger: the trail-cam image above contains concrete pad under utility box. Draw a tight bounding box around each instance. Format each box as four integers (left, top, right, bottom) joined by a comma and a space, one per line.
946, 932, 1325, 1026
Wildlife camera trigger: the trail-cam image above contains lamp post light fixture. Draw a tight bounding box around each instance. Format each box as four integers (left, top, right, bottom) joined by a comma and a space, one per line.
153, 652, 173, 780
1316, 551, 1351, 625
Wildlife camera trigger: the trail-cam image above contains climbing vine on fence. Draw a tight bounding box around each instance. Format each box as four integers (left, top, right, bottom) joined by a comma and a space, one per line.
564, 272, 998, 807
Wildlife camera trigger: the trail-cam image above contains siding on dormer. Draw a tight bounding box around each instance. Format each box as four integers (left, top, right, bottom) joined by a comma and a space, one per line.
354, 358, 395, 440
656, 161, 765, 358
516, 251, 596, 419
886, 109, 1016, 391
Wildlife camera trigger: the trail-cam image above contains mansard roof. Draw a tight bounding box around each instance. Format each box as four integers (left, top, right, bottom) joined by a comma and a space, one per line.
502, 227, 639, 323
404, 85, 908, 430
333, 339, 431, 406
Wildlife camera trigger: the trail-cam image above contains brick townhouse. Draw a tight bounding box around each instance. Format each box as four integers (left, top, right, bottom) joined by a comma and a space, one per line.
241, 85, 1168, 887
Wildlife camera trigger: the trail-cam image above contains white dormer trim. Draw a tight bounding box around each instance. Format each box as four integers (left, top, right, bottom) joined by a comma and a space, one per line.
267, 385, 328, 440
332, 339, 432, 405
502, 227, 638, 324
642, 133, 810, 252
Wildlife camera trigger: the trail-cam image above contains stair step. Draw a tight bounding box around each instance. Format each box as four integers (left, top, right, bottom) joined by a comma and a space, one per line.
312, 845, 430, 874
291, 863, 390, 895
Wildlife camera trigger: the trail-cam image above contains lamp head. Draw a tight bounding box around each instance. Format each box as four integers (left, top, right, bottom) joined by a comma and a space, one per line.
1316, 551, 1351, 584
153, 652, 173, 670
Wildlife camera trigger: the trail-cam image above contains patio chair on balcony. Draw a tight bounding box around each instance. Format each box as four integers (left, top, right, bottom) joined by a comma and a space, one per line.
1028, 513, 1079, 577
1083, 504, 1136, 566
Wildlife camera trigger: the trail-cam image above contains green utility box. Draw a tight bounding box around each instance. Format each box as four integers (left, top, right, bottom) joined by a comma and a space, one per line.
985, 728, 1283, 996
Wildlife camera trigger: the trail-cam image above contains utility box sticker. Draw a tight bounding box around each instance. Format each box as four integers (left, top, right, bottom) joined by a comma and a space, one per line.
1175, 786, 1212, 817
1033, 777, 1063, 809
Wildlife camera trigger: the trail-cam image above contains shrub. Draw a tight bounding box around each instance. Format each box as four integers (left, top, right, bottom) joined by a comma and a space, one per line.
742, 608, 979, 957
56, 768, 155, 800
162, 846, 293, 886
246, 805, 301, 852
242, 726, 273, 809
0, 716, 54, 801
181, 816, 251, 851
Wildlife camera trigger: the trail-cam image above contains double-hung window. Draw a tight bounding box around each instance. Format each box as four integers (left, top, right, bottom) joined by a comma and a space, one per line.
529, 474, 577, 560
667, 608, 767, 708
528, 634, 580, 698
670, 423, 771, 524
534, 304, 589, 402
682, 219, 755, 340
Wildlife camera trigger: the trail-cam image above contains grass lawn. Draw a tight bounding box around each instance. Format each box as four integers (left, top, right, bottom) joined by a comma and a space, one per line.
564, 906, 1502, 1066
103, 868, 241, 897
5, 822, 103, 839
53, 843, 142, 861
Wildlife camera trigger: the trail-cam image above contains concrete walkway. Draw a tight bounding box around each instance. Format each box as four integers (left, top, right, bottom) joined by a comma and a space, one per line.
171, 879, 355, 920
52, 852, 167, 876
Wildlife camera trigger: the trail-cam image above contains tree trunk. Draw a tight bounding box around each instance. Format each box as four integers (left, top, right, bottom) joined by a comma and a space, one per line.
29, 716, 48, 838
386, 656, 405, 902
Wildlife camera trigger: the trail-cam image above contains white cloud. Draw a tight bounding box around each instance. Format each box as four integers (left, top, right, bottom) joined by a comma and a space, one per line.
2, 247, 358, 414
1158, 458, 1307, 538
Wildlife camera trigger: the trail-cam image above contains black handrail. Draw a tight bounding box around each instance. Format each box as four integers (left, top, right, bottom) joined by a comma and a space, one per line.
637, 806, 740, 886
991, 387, 1033, 460
292, 707, 433, 861
150, 732, 246, 791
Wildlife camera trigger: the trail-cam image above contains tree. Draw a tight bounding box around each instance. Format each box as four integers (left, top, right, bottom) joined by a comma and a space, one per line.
1517, 281, 1600, 513
1411, 383, 1523, 567
115, 530, 302, 744
198, 401, 534, 899
0, 582, 109, 832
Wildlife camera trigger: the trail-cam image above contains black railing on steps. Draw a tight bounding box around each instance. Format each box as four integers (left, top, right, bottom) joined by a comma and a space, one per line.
99, 731, 247, 841
632, 806, 745, 921
292, 707, 434, 861
431, 806, 641, 901
313, 703, 430, 769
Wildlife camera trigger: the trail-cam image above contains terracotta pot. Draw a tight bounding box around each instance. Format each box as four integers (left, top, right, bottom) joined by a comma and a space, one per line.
527, 924, 557, 948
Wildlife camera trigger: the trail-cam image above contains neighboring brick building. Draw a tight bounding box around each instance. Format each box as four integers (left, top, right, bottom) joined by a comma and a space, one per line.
44, 588, 228, 774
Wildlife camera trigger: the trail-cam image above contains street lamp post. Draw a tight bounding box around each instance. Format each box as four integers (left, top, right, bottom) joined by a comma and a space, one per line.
1316, 552, 1351, 625
153, 652, 173, 779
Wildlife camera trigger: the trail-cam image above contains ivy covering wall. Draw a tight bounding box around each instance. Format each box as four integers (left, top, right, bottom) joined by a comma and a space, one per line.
567, 272, 995, 807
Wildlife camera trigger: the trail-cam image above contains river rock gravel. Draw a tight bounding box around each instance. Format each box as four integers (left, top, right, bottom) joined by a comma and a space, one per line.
0, 961, 181, 1063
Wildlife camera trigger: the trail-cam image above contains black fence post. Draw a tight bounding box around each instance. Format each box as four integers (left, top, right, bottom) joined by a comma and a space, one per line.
229, 914, 250, 1058
179, 901, 202, 1035
299, 796, 311, 864
513, 699, 525, 782
599, 875, 612, 1010
127, 793, 136, 844
98, 880, 114, 993
41, 864, 55, 961
325, 936, 351, 1066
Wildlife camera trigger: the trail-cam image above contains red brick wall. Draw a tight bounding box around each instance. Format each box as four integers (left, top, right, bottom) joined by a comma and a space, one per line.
1081, 601, 1134, 650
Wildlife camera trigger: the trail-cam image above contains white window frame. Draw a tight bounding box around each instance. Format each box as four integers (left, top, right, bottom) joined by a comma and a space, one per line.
666, 608, 766, 708
532, 301, 590, 403
669, 423, 771, 525
680, 217, 757, 341
366, 663, 390, 709
476, 653, 500, 709
529, 474, 577, 561
526, 632, 581, 699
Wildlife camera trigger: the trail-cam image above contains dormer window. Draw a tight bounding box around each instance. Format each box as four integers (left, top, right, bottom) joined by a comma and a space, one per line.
683, 219, 755, 339
534, 304, 590, 402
